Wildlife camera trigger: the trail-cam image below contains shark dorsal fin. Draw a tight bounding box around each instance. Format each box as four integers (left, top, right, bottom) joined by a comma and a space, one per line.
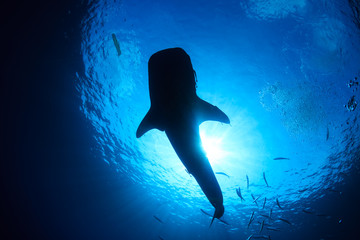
196, 97, 230, 125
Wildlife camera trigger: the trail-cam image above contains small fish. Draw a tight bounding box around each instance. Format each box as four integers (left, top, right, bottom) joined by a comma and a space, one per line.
248, 211, 255, 228
276, 198, 283, 209
263, 172, 269, 187
159, 236, 164, 240
298, 188, 308, 193
253, 196, 260, 203
316, 213, 329, 217
260, 214, 270, 219
251, 194, 256, 201
259, 220, 265, 233
246, 175, 249, 189
278, 218, 291, 225
216, 172, 230, 178
302, 209, 314, 214
153, 215, 163, 224
262, 197, 267, 209
251, 235, 271, 239
236, 187, 245, 201
326, 127, 329, 140
269, 208, 273, 219
273, 157, 290, 160
246, 234, 253, 240
185, 168, 192, 177
266, 227, 281, 232
111, 33, 121, 56
327, 188, 340, 193
251, 194, 259, 207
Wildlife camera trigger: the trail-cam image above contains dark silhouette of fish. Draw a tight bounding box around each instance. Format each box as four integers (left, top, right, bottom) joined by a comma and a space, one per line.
153, 215, 164, 224
260, 214, 270, 219
278, 218, 291, 225
246, 234, 253, 240
246, 175, 250, 189
251, 194, 260, 207
273, 157, 290, 160
262, 197, 267, 209
259, 220, 265, 233
298, 188, 308, 193
327, 188, 341, 193
302, 209, 314, 214
276, 198, 283, 209
137, 48, 230, 227
251, 235, 272, 239
263, 172, 269, 187
326, 127, 329, 140
266, 227, 281, 232
248, 211, 255, 229
215, 172, 230, 178
236, 187, 245, 201
111, 33, 121, 56
316, 213, 330, 217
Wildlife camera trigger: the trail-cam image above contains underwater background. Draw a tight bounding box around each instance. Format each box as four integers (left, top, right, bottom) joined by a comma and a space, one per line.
2, 0, 360, 239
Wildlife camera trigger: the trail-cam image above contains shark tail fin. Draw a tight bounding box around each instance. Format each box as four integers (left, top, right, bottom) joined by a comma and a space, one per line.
136, 107, 163, 138
209, 205, 225, 228
209, 215, 216, 228
196, 97, 230, 125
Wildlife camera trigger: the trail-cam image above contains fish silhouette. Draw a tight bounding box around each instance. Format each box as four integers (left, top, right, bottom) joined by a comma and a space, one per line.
137, 48, 230, 226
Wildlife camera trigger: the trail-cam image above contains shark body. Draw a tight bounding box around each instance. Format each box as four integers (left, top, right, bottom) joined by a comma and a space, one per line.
136, 48, 230, 224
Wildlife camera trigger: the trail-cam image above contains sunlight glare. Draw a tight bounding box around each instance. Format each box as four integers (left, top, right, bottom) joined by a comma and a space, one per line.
200, 129, 228, 165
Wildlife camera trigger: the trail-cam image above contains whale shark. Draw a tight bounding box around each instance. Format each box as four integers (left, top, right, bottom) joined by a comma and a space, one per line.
136, 47, 230, 225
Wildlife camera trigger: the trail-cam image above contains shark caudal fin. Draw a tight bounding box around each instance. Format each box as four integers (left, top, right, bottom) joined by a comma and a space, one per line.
136, 107, 164, 138
196, 98, 230, 125
209, 205, 225, 227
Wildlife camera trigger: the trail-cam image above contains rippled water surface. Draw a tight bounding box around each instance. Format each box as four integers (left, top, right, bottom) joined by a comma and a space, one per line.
76, 0, 360, 239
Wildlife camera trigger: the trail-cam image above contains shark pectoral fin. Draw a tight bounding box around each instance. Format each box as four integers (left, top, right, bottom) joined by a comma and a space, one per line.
196, 98, 230, 125
136, 108, 162, 138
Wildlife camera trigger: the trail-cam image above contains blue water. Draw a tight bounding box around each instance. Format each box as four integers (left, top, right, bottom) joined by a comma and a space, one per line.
76, 0, 360, 239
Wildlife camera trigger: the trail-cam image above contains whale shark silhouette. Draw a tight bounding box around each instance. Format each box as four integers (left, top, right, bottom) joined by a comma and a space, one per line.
136, 47, 230, 225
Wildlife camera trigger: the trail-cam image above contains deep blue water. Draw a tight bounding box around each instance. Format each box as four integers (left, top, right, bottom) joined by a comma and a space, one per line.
76, 0, 360, 239
2, 0, 360, 240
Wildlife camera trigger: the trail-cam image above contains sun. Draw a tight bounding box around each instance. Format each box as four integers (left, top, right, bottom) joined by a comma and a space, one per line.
199, 128, 228, 165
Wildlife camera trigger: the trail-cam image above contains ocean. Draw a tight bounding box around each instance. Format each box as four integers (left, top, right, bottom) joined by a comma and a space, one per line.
2, 0, 360, 239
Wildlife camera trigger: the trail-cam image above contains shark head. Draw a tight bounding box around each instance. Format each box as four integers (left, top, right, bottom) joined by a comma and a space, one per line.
148, 47, 197, 110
